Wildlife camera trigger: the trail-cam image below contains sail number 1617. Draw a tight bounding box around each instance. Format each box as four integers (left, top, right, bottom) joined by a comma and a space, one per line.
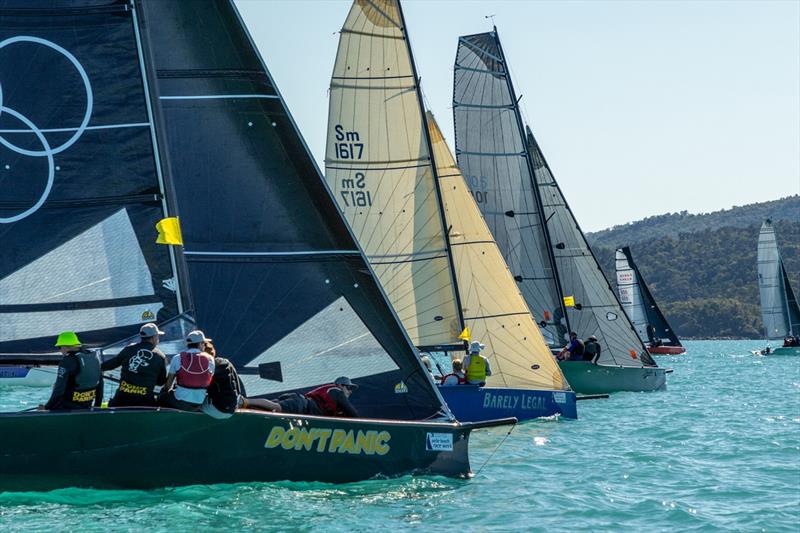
334, 125, 364, 160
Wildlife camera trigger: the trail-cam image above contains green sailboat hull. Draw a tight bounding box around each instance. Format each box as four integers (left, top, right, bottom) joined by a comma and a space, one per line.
559, 361, 667, 394
0, 408, 501, 492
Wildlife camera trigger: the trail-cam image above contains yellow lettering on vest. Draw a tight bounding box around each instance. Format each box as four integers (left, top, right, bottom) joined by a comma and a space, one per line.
119, 381, 148, 395
315, 429, 332, 452
354, 430, 374, 455
338, 430, 356, 454
374, 431, 391, 456
328, 429, 347, 452
295, 428, 316, 451
264, 426, 284, 448
281, 428, 298, 450
71, 390, 95, 403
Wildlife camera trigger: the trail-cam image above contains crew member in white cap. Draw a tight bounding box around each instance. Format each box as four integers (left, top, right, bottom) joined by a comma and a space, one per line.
462, 341, 492, 386
161, 330, 215, 411
102, 322, 168, 407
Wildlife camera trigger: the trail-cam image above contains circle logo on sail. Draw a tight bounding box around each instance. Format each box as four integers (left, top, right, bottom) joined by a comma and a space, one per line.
0, 36, 93, 223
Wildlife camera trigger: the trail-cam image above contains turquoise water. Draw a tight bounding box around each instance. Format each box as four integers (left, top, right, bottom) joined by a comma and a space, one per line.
1, 340, 798, 532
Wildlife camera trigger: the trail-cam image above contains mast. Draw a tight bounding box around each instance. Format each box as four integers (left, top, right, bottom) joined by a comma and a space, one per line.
130, 0, 191, 315
491, 26, 571, 338
396, 0, 466, 334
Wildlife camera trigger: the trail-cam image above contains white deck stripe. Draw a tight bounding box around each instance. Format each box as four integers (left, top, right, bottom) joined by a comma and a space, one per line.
184, 250, 360, 256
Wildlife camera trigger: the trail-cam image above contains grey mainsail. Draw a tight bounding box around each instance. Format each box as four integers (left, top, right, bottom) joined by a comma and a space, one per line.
757, 219, 800, 340
453, 29, 655, 368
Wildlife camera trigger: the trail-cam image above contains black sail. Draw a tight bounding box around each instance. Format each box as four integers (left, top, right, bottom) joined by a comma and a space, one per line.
135, 0, 445, 420
0, 0, 180, 354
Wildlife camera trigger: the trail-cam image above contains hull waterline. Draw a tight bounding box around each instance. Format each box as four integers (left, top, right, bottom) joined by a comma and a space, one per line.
437, 386, 577, 422
558, 361, 667, 394
0, 408, 511, 492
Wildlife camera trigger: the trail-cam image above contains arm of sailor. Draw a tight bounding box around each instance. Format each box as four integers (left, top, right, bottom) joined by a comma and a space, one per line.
94, 371, 104, 407
329, 388, 359, 418
42, 355, 77, 410
156, 354, 167, 387
484, 357, 492, 376
100, 344, 134, 371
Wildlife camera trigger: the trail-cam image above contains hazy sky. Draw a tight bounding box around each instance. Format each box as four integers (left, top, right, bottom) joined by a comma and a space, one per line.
235, 0, 800, 232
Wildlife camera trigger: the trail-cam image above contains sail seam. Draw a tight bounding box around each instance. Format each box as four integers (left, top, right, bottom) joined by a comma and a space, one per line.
0, 122, 151, 134
158, 94, 279, 100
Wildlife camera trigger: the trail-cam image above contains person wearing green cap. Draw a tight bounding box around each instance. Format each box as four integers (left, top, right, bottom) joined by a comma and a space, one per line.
39, 331, 103, 411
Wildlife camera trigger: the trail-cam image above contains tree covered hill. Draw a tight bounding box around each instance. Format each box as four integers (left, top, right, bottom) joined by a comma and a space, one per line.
587, 195, 799, 249
592, 220, 800, 339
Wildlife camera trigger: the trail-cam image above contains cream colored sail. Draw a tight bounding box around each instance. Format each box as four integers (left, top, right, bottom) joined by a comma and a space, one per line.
427, 112, 567, 390
325, 0, 461, 348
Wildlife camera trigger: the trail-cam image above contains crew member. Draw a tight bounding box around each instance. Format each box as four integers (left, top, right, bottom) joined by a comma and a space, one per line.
557, 332, 585, 361
583, 335, 601, 363
102, 323, 167, 407
161, 330, 215, 411
440, 359, 467, 386
200, 341, 276, 418
463, 341, 492, 386
259, 377, 360, 417
39, 331, 103, 411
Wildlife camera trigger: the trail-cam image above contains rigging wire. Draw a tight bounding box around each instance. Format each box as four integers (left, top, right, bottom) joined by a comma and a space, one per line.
474, 423, 517, 477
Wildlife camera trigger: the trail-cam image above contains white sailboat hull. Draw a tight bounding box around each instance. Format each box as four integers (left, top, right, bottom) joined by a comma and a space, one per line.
0, 366, 57, 387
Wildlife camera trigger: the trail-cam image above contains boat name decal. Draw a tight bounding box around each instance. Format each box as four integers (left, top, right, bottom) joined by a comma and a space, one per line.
482, 392, 548, 411
264, 426, 391, 456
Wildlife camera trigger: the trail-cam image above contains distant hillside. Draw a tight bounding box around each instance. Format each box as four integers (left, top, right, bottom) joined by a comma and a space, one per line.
594, 220, 800, 339
587, 195, 799, 248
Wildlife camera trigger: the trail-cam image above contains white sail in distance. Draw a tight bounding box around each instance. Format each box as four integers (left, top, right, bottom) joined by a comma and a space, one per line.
758, 219, 800, 340
324, 0, 462, 349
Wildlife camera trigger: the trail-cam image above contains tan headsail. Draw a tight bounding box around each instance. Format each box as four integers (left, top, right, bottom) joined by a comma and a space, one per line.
427, 113, 567, 390
325, 0, 462, 348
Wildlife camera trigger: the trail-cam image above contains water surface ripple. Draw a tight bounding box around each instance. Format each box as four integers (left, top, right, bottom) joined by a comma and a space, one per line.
0, 340, 798, 532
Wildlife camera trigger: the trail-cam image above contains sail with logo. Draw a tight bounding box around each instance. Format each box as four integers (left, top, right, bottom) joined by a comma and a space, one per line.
756, 219, 800, 355
453, 27, 667, 394
615, 246, 685, 355
325, 0, 575, 422
0, 0, 183, 385
0, 0, 507, 490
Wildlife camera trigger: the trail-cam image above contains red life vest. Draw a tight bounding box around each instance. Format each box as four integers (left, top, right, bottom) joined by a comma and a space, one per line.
305, 384, 341, 416
440, 373, 467, 386
176, 351, 213, 389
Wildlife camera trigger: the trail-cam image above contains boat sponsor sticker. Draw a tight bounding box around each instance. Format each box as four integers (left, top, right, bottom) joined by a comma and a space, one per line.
553, 392, 567, 404
264, 426, 391, 456
425, 432, 453, 451
394, 381, 408, 394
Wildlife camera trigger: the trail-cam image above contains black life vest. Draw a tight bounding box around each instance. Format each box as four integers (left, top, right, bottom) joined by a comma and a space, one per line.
207, 357, 241, 414
68, 350, 101, 405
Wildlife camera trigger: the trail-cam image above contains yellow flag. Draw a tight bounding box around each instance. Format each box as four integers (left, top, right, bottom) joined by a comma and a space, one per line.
458, 327, 471, 342
563, 295, 575, 308
156, 217, 183, 245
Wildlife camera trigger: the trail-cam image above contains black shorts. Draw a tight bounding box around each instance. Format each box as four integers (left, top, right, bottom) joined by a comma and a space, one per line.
276, 393, 322, 415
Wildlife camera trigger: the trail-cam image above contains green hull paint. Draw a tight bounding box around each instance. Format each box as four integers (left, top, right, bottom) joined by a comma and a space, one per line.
0, 408, 481, 492
762, 346, 800, 356
559, 362, 667, 394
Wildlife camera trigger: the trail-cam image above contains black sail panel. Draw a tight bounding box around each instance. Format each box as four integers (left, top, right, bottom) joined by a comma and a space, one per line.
781, 263, 800, 337
0, 0, 179, 353
135, 0, 444, 420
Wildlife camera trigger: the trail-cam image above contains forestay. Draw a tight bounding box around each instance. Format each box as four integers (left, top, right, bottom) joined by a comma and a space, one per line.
616, 247, 681, 347
757, 220, 800, 340
136, 0, 447, 420
0, 0, 180, 353
452, 31, 565, 348
428, 112, 566, 390
324, 0, 462, 350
